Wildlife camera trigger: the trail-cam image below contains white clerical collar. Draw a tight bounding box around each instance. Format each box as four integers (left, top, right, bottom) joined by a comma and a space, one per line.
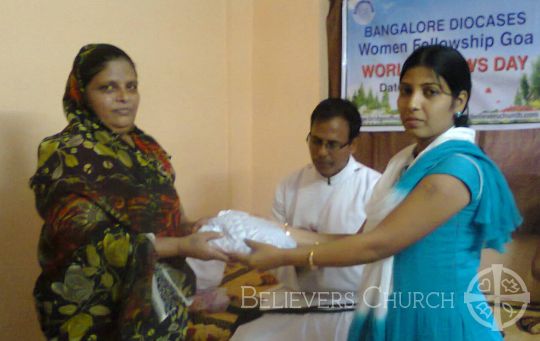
315, 156, 358, 186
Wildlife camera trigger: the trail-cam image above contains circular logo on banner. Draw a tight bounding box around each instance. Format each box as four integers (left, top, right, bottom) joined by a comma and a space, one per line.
352, 0, 375, 25
464, 264, 530, 331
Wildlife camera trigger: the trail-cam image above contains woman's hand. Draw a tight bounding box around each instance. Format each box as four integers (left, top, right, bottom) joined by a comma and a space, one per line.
190, 217, 211, 234
229, 240, 286, 271
183, 232, 229, 262
179, 216, 212, 235
154, 233, 228, 262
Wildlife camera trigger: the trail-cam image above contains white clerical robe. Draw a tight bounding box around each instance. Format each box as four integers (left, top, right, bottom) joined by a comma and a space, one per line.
232, 156, 381, 341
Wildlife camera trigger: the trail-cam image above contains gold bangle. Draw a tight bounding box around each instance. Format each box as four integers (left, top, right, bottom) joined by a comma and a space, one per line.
308, 249, 317, 270
283, 222, 291, 236
145, 233, 156, 246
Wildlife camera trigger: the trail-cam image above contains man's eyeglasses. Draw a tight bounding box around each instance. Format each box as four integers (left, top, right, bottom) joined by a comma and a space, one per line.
306, 133, 350, 152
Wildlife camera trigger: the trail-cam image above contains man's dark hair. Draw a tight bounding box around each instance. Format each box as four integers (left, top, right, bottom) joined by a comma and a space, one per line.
310, 98, 362, 141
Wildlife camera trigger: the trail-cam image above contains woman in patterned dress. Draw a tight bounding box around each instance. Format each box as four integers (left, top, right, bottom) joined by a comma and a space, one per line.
31, 44, 227, 340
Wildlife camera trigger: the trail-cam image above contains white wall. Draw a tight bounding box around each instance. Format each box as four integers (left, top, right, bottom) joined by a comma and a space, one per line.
251, 0, 329, 216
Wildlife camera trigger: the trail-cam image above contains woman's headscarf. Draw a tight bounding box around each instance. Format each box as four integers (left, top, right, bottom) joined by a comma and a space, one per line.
63, 44, 136, 124
31, 44, 193, 339
31, 43, 183, 253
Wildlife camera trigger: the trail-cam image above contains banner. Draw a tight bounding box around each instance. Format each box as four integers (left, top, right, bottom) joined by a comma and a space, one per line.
342, 0, 540, 131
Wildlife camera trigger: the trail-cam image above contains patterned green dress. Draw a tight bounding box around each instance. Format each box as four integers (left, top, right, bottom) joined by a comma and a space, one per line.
31, 44, 195, 340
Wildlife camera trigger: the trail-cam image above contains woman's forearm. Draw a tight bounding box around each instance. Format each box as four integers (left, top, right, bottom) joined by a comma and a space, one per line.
154, 233, 229, 262
281, 233, 383, 268
153, 237, 184, 259
281, 175, 471, 269
153, 237, 203, 259
153, 236, 211, 259
287, 226, 348, 246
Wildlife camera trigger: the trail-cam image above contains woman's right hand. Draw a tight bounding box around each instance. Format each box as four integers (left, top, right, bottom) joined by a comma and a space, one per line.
182, 231, 229, 262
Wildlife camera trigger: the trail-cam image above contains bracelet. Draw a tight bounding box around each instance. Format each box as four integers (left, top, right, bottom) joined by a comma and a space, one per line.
283, 222, 291, 236
145, 233, 156, 246
308, 249, 317, 270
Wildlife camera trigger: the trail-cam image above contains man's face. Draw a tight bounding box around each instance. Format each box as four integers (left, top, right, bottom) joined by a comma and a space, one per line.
308, 117, 354, 178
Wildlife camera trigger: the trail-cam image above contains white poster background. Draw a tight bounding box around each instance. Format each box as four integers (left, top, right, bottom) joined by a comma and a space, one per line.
342, 0, 540, 131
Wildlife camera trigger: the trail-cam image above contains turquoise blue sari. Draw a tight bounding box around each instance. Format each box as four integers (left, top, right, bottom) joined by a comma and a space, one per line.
348, 128, 522, 340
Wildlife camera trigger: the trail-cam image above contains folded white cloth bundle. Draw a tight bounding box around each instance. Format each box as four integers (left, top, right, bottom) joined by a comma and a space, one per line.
187, 210, 297, 290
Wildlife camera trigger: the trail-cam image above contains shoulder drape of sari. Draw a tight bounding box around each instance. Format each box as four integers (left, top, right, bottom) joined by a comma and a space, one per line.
31, 120, 194, 340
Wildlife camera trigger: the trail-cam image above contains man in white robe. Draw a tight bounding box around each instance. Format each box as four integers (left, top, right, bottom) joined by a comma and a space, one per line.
232, 98, 381, 341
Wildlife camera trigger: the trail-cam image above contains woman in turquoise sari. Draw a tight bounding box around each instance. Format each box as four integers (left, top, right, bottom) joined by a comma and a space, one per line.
231, 45, 522, 340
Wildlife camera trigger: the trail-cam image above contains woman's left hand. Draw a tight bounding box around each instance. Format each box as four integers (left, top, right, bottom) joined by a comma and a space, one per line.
228, 240, 286, 271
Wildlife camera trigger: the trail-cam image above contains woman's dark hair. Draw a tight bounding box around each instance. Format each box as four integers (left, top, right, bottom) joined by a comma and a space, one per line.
76, 44, 136, 89
310, 98, 362, 142
400, 45, 472, 127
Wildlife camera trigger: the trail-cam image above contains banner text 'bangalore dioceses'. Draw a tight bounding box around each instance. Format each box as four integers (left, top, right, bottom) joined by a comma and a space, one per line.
358, 12, 533, 55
